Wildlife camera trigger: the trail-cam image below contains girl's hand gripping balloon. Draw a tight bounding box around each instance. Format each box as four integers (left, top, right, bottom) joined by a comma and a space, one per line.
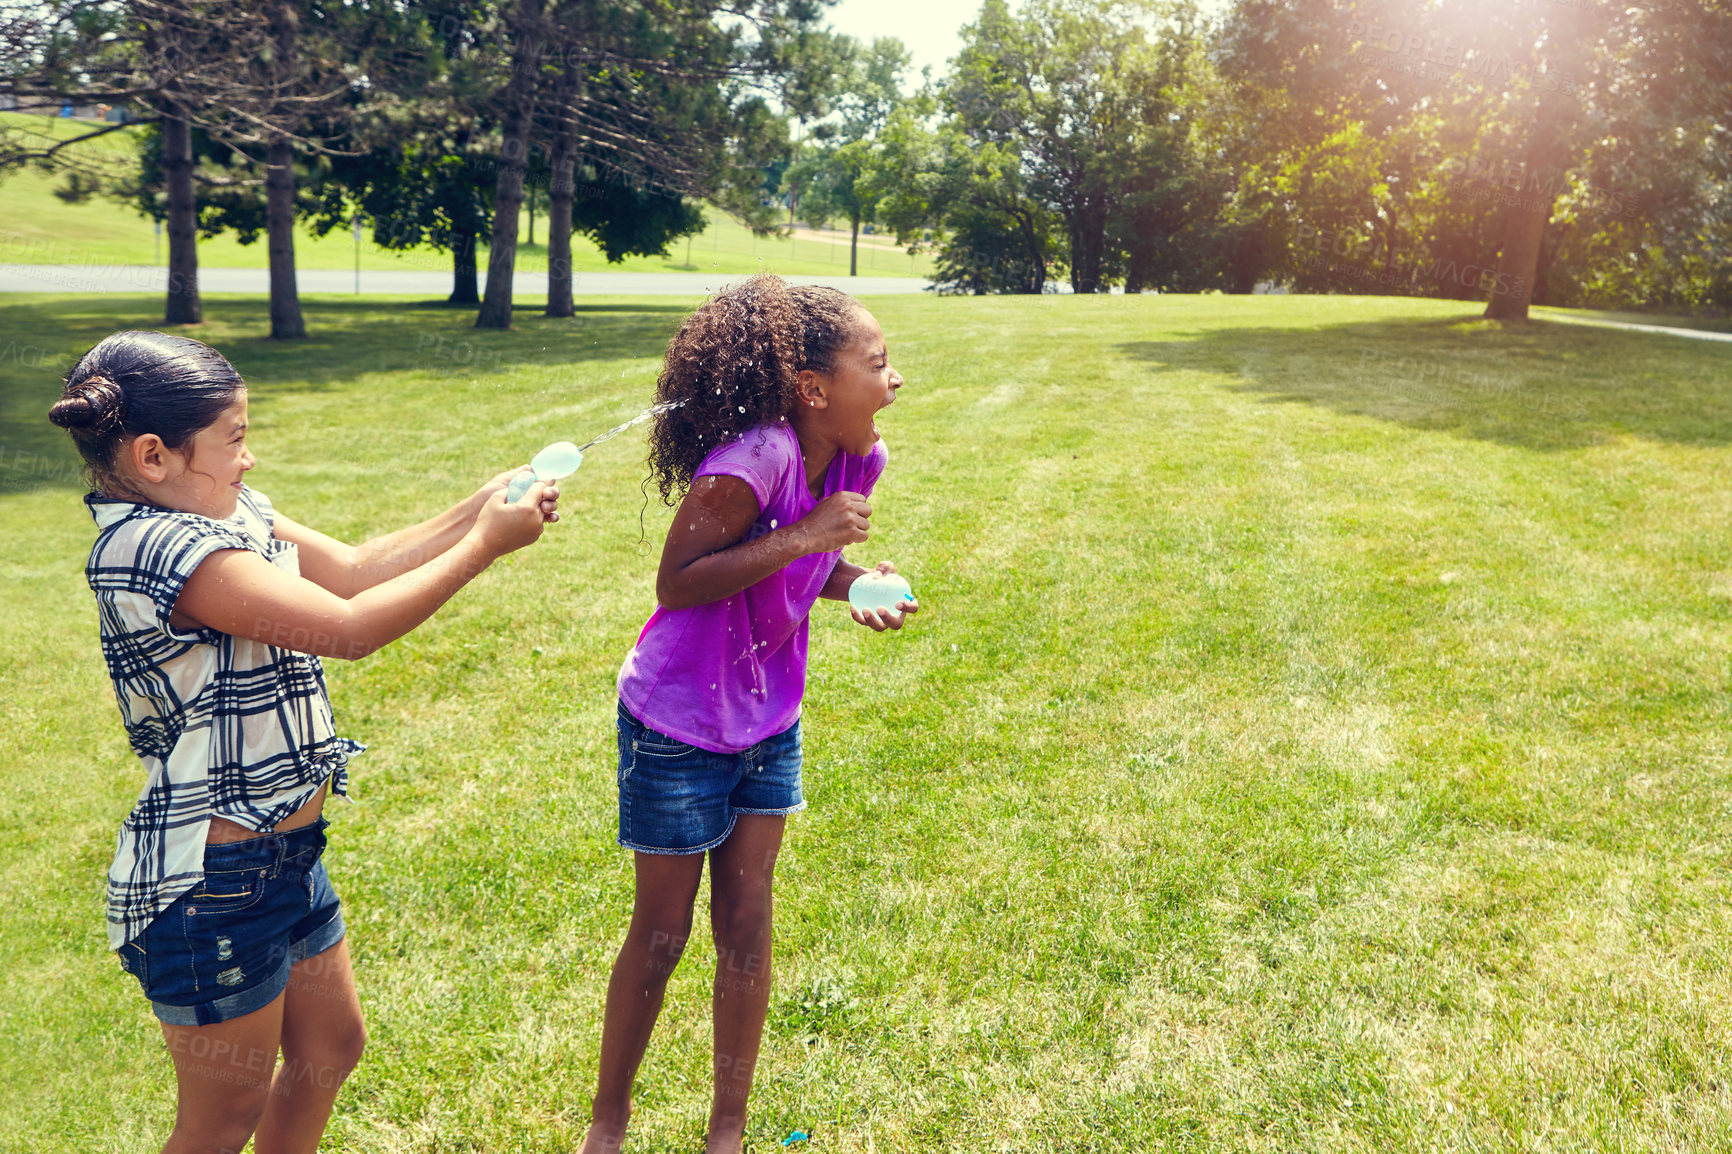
506, 441, 583, 503
849, 570, 915, 616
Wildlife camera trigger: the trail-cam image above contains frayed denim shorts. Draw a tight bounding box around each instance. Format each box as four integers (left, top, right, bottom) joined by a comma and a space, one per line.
616, 700, 805, 855
116, 817, 345, 1026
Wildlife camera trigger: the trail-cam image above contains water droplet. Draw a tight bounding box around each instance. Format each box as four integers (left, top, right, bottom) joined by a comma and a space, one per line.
738, 406, 746, 413
711, 683, 717, 690
716, 388, 721, 394
769, 519, 777, 529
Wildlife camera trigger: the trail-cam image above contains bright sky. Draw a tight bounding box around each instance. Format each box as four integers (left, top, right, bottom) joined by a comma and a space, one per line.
823, 0, 1231, 83
823, 0, 984, 81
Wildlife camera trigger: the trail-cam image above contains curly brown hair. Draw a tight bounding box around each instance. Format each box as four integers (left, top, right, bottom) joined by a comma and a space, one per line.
645, 274, 864, 506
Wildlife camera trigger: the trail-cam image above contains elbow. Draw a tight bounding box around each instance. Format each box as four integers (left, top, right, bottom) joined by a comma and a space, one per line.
326, 637, 381, 662
301, 611, 381, 661
656, 579, 697, 611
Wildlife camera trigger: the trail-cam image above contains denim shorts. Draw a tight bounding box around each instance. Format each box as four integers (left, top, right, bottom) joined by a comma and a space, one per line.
116, 818, 346, 1026
616, 700, 805, 855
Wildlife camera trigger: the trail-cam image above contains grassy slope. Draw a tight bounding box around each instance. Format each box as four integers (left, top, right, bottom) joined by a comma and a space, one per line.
2, 293, 1731, 1152
1, 112, 933, 279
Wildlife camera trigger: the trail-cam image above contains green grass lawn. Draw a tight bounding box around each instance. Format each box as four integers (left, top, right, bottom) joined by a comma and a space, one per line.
1, 112, 934, 280
4, 291, 1732, 1152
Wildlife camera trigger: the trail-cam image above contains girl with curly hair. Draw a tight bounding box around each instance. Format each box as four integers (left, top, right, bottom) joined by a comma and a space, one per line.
582, 275, 915, 1154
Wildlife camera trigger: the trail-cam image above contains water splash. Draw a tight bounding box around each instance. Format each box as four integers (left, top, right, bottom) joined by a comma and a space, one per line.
505, 400, 685, 502
577, 399, 685, 453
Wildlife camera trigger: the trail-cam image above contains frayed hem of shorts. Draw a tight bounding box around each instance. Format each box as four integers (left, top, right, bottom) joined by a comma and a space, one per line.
732, 802, 807, 817
618, 815, 737, 856
290, 908, 346, 964
150, 953, 292, 1026
146, 921, 347, 1026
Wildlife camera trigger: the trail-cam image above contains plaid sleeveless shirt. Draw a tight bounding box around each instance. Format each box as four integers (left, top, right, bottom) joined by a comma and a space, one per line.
85, 486, 361, 949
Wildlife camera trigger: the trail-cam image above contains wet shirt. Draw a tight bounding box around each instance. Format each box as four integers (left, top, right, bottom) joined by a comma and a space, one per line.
85, 486, 361, 949
618, 422, 887, 753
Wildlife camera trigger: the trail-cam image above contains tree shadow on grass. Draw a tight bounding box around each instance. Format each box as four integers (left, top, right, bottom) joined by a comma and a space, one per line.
0, 294, 693, 494
1118, 314, 1732, 451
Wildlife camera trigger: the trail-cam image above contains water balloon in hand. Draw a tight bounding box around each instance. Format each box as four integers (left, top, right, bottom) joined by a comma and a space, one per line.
506, 441, 582, 503
848, 570, 915, 616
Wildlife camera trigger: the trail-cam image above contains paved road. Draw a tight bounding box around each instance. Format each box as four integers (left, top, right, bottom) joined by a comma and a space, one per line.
0, 263, 934, 296
1529, 308, 1732, 344
2, 269, 1724, 343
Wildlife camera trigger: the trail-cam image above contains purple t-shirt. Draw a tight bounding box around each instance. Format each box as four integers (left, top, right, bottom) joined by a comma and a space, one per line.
618, 422, 887, 753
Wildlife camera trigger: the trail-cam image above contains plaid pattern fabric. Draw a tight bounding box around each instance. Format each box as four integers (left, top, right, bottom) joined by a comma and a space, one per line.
86, 486, 361, 949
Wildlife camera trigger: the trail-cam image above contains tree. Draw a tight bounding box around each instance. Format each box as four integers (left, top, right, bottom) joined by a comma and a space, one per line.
869, 103, 1063, 294
1214, 0, 1732, 315
947, 0, 1168, 294
782, 35, 910, 275
2, 0, 367, 329
773, 27, 857, 226
786, 140, 878, 276
473, 0, 545, 329
473, 0, 811, 331
537, 1, 776, 317
306, 130, 497, 304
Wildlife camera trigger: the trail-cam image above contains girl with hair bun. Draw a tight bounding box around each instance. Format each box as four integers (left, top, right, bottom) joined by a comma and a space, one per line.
581, 276, 916, 1154
50, 330, 560, 1153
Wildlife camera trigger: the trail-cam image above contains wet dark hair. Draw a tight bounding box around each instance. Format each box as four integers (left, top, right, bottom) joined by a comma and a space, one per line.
47, 331, 245, 492
644, 274, 866, 506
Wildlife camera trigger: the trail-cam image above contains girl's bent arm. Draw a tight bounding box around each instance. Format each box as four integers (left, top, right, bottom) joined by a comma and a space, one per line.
656, 475, 871, 609
171, 484, 551, 659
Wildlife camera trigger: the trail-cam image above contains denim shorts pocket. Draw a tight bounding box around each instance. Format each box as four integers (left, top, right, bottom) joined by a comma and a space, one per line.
633, 733, 695, 757
117, 940, 147, 984
185, 867, 264, 914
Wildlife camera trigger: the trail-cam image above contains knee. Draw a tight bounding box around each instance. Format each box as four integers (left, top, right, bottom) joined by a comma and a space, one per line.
633, 905, 696, 954
286, 1015, 366, 1089
174, 1086, 270, 1153
329, 1017, 367, 1073
619, 903, 692, 982
709, 890, 771, 950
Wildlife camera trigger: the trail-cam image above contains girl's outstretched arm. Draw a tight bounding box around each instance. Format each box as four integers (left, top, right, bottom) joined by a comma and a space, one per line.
277, 470, 558, 599
169, 483, 553, 660
655, 475, 870, 609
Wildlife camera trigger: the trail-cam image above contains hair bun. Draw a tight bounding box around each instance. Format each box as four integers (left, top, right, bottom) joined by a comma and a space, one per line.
48, 375, 126, 434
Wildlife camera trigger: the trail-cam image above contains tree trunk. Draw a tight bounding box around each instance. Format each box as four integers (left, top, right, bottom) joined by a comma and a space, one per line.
545, 144, 575, 316
161, 105, 200, 325
264, 135, 305, 338
1069, 194, 1107, 294
475, 0, 544, 330
1484, 96, 1566, 322
1533, 219, 1567, 307
1483, 184, 1554, 320
544, 48, 580, 318
849, 212, 860, 277
263, 0, 303, 338
1016, 209, 1046, 294
450, 231, 479, 303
